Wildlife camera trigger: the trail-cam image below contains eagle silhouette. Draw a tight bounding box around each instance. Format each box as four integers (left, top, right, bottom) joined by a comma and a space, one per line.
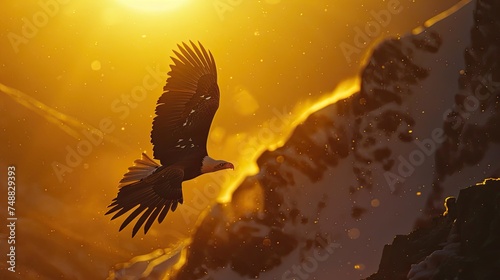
106, 42, 234, 237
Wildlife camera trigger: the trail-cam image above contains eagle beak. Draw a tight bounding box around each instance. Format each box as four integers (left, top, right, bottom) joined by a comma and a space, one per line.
227, 163, 235, 170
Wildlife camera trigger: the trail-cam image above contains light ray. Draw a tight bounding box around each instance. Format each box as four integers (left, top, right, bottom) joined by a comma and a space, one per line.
0, 82, 132, 151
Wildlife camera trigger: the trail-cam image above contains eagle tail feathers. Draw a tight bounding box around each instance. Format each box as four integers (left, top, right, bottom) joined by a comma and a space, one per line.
118, 153, 160, 187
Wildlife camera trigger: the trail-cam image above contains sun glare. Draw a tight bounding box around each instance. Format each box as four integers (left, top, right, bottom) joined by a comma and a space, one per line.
115, 0, 188, 13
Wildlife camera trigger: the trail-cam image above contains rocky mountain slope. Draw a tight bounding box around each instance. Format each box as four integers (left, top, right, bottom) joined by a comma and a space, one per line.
367, 178, 500, 280
108, 0, 500, 279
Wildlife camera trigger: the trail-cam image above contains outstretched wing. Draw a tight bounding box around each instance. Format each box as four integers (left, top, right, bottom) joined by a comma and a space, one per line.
152, 41, 220, 166
106, 166, 184, 237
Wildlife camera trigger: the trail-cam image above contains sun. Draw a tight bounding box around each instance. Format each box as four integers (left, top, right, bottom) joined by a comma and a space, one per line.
116, 0, 189, 13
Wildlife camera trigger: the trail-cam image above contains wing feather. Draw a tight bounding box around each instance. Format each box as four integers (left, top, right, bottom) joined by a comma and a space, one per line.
144, 205, 164, 234
191, 42, 210, 70
199, 41, 216, 75
106, 167, 184, 237
132, 207, 155, 236
158, 201, 172, 223
178, 47, 203, 74
119, 205, 146, 231
151, 41, 220, 165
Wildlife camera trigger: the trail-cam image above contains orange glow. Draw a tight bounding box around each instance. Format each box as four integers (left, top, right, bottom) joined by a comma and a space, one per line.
371, 199, 380, 207
354, 263, 365, 270
348, 228, 361, 240
412, 0, 470, 34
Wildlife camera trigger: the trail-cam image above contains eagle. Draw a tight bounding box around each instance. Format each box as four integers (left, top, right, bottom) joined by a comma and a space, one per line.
106, 41, 234, 237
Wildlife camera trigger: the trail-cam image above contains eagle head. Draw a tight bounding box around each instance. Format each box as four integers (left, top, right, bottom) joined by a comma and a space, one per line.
201, 156, 234, 174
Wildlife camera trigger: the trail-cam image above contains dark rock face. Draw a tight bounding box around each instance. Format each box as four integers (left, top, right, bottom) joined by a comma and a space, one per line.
423, 0, 500, 219
173, 202, 300, 280
367, 178, 500, 280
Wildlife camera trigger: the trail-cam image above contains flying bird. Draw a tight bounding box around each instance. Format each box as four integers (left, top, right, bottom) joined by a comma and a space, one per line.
106, 41, 234, 237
